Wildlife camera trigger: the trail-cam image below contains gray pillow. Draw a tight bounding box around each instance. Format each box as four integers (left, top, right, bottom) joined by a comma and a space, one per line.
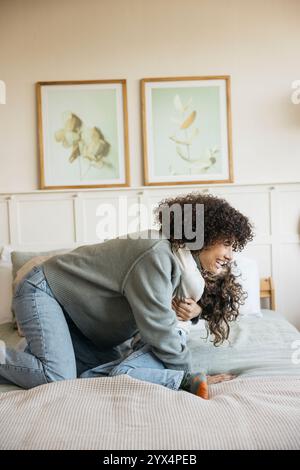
11, 249, 69, 279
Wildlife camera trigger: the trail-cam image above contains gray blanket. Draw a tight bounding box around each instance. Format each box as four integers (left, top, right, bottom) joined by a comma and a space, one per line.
189, 309, 300, 377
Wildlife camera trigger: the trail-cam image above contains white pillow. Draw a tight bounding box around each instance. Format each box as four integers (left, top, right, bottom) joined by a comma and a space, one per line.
0, 245, 14, 263
232, 256, 262, 317
0, 260, 13, 324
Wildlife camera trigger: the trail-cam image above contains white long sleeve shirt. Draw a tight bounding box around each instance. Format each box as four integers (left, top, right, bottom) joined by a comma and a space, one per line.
172, 248, 205, 334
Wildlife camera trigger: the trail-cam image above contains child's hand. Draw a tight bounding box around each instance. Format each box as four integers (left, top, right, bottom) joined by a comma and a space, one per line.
172, 297, 202, 321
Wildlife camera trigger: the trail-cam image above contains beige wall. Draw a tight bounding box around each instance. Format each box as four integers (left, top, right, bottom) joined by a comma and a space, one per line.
0, 0, 299, 192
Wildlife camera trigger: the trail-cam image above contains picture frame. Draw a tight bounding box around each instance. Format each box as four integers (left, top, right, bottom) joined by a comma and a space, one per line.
37, 80, 130, 189
141, 76, 233, 186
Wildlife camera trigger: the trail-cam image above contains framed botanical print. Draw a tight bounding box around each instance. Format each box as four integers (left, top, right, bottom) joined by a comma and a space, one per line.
37, 80, 130, 189
141, 76, 233, 186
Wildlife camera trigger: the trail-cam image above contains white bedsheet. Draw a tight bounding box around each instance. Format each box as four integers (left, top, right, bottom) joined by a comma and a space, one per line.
0, 374, 299, 449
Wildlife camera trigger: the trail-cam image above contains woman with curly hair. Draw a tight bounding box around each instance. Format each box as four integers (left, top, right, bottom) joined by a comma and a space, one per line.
80, 193, 253, 398
157, 192, 253, 347
0, 192, 253, 399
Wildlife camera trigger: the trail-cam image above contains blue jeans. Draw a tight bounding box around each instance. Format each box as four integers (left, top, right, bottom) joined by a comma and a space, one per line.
80, 335, 186, 391
0, 265, 185, 391
0, 265, 124, 389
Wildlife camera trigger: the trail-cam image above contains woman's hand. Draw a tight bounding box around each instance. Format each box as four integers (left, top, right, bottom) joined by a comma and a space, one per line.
172, 297, 202, 321
207, 374, 236, 384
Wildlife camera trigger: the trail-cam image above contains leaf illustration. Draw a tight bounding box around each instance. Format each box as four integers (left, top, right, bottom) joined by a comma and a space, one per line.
170, 127, 199, 146
174, 94, 184, 112
176, 146, 202, 163
191, 156, 217, 172
170, 136, 191, 146
180, 110, 196, 129
55, 129, 65, 143
207, 147, 219, 159
176, 146, 185, 159
69, 146, 80, 163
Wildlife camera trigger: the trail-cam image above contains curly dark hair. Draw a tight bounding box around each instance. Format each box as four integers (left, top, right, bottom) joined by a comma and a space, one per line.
194, 265, 246, 346
153, 192, 254, 345
153, 191, 254, 256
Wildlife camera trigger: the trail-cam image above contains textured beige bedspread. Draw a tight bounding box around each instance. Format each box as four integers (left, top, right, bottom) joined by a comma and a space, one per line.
0, 375, 299, 450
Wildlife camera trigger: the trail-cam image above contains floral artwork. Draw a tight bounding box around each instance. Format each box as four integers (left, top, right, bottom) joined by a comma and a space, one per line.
54, 112, 112, 180
141, 76, 233, 185
37, 80, 130, 189
169, 95, 218, 176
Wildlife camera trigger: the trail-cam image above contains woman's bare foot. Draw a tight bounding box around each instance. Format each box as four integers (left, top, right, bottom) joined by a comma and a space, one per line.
207, 373, 236, 385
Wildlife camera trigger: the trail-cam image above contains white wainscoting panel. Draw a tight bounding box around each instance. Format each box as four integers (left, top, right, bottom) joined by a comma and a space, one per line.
217, 191, 271, 240
240, 243, 272, 278
279, 244, 300, 326
279, 190, 300, 242
0, 199, 9, 246
17, 197, 75, 247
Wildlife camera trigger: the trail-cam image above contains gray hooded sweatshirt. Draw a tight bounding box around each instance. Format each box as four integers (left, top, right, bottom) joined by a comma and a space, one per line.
43, 230, 192, 372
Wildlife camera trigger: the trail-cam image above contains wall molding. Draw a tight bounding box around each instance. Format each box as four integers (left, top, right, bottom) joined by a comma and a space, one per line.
1, 180, 300, 196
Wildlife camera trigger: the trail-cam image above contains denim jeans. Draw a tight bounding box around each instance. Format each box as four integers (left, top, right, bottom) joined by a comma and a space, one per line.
0, 265, 186, 391
80, 334, 186, 391
0, 265, 123, 389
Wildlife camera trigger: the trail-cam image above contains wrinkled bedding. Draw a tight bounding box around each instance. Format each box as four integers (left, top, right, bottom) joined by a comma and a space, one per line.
189, 309, 300, 377
0, 374, 299, 449
0, 309, 299, 449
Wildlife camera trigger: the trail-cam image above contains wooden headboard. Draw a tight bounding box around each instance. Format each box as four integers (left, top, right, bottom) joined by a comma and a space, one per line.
260, 277, 276, 310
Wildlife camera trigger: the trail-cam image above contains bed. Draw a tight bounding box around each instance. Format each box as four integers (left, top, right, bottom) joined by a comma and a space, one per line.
0, 276, 300, 450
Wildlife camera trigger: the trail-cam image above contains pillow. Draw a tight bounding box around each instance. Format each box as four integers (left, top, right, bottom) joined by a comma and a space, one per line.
0, 245, 14, 263
11, 249, 69, 279
232, 256, 262, 317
